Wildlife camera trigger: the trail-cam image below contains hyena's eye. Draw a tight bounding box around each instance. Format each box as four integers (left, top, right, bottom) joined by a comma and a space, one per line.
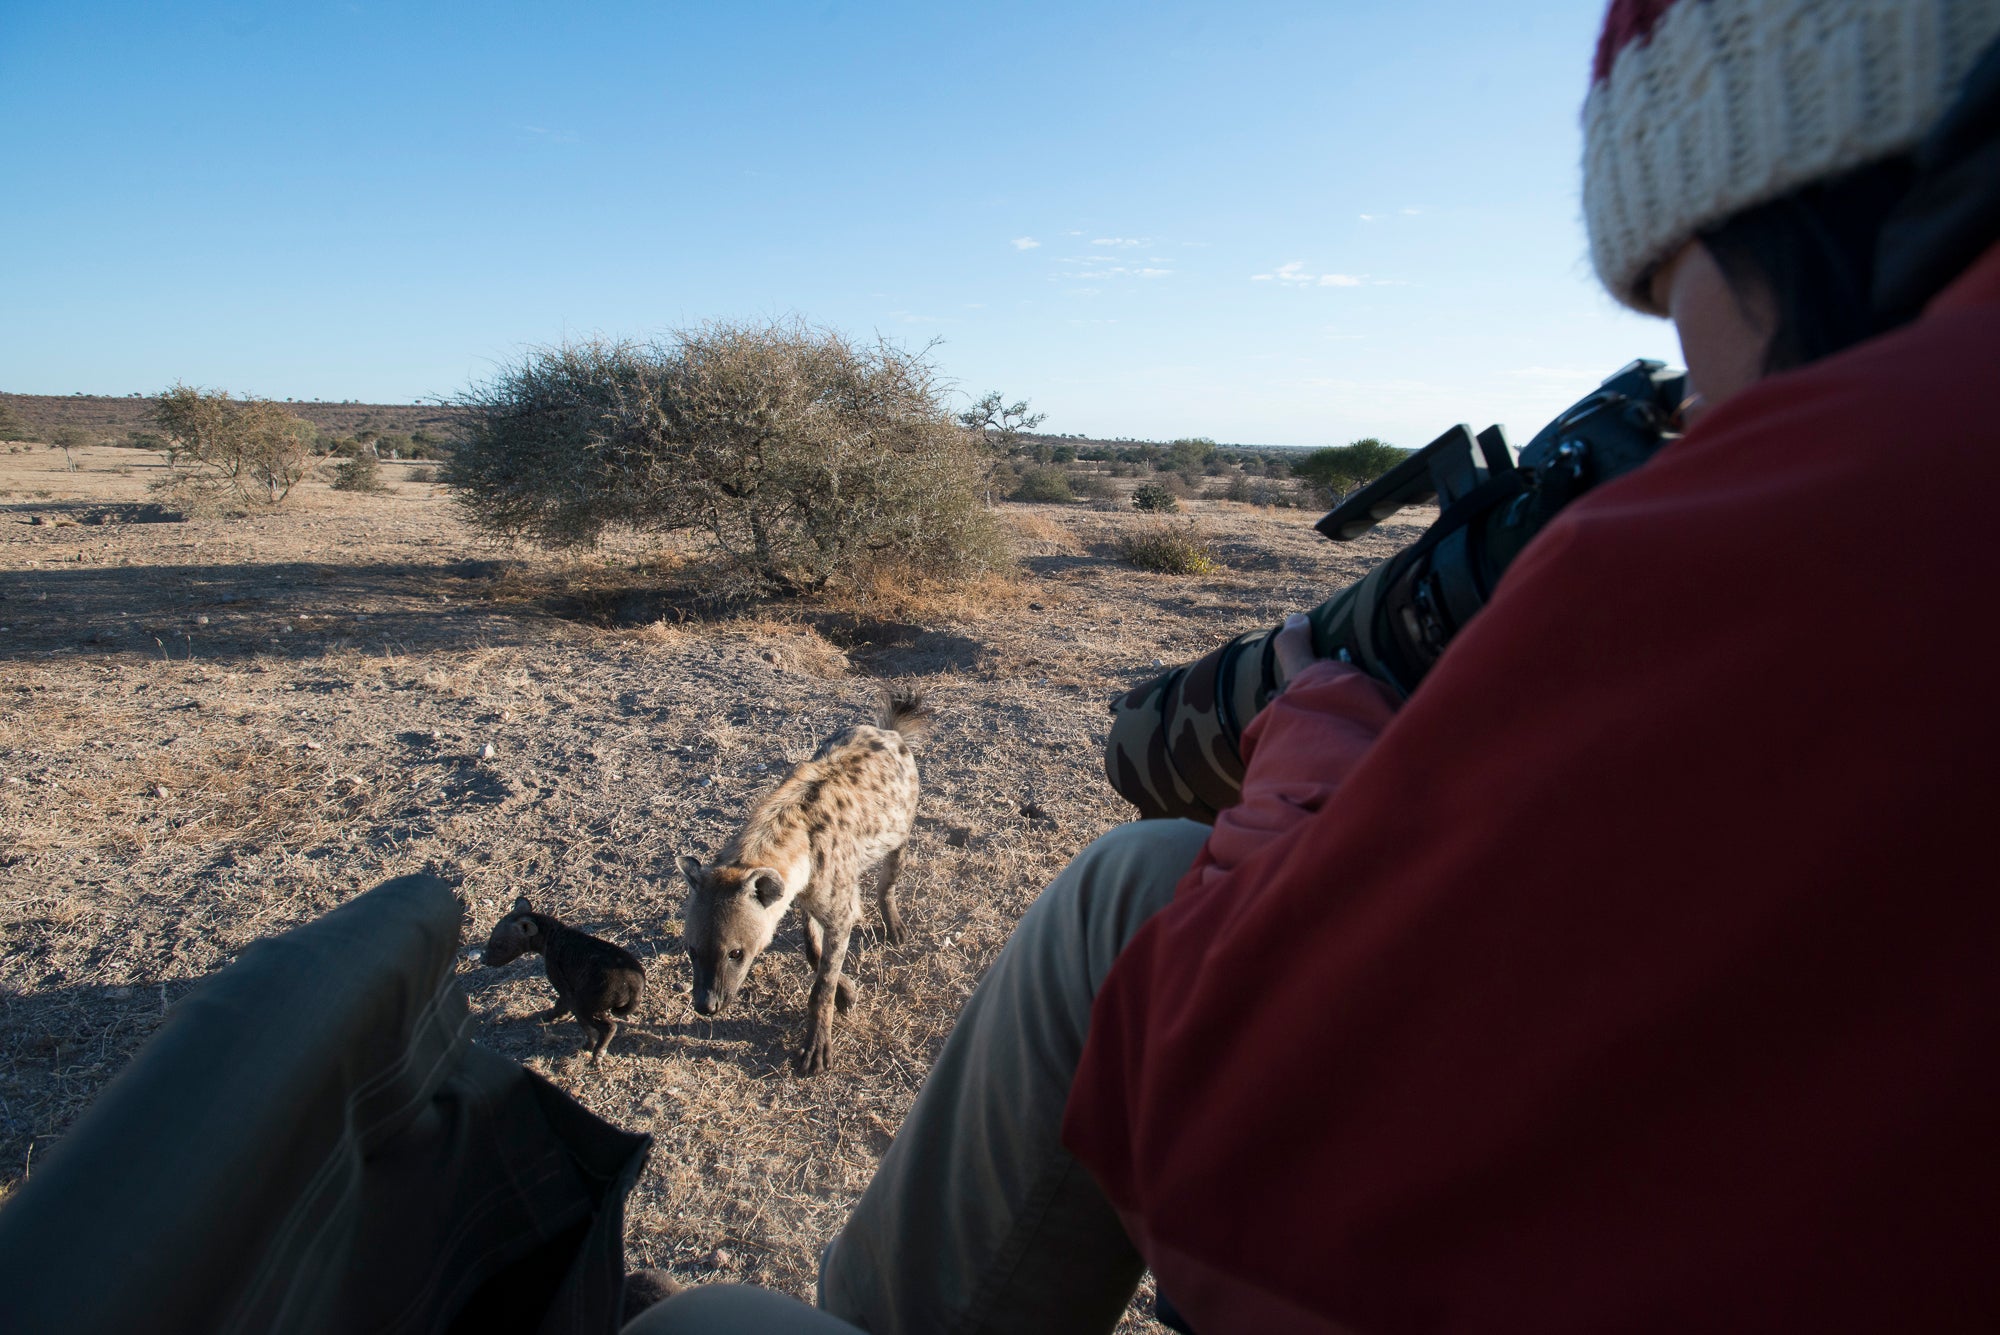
728, 948, 745, 962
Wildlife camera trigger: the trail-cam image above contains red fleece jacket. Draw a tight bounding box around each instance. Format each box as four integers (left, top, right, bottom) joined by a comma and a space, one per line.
1063, 241, 2000, 1335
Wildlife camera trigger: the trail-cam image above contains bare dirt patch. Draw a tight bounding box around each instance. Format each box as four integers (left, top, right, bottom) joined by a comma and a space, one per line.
0, 445, 1428, 1319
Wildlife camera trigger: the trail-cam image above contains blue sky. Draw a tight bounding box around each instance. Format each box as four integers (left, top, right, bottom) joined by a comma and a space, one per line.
0, 0, 1679, 448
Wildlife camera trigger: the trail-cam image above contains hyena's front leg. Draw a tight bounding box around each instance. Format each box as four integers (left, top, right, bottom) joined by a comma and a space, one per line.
875, 845, 907, 946
798, 909, 858, 1075
802, 915, 858, 1014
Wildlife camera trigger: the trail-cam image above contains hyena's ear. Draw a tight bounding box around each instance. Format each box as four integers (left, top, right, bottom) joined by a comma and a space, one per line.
678, 855, 705, 889
511, 896, 532, 914
746, 868, 786, 908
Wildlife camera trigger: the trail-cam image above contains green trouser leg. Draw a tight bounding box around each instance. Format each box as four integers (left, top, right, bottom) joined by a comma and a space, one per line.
0, 874, 649, 1335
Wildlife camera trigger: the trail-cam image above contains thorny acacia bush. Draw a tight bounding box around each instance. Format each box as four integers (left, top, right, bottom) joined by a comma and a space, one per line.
329, 450, 387, 493
1120, 520, 1221, 575
1011, 466, 1075, 503
151, 385, 316, 509
448, 324, 1011, 597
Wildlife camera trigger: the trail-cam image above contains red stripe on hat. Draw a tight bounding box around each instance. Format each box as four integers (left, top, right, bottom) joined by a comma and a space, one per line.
1592, 0, 1683, 83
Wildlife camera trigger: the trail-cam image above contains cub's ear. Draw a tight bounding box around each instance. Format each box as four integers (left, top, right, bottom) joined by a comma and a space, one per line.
747, 868, 786, 908
511, 896, 532, 914
678, 855, 705, 889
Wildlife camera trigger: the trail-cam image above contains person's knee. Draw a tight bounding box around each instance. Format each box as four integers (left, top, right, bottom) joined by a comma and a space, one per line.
1024, 818, 1209, 979
1063, 818, 1209, 910
1079, 817, 1211, 874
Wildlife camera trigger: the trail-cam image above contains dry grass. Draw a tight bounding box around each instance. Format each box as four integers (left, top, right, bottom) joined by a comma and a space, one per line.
1001, 508, 1087, 556
0, 449, 1433, 1316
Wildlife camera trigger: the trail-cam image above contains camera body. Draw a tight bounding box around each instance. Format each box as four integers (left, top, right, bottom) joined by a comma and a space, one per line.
1105, 360, 1687, 822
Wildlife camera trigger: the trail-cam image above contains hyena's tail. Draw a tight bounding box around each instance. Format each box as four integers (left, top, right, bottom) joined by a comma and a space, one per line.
878, 688, 933, 740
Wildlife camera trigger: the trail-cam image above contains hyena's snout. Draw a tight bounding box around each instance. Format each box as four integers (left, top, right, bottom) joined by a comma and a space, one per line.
689, 963, 736, 1016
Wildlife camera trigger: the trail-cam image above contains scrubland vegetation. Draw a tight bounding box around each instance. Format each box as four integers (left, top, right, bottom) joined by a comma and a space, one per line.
0, 348, 1414, 1325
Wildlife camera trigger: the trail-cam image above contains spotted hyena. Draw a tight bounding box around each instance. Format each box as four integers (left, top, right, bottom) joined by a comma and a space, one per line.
678, 689, 930, 1074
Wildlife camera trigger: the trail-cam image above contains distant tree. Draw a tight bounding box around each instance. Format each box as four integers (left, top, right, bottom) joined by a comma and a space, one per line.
1132, 482, 1181, 513
1066, 468, 1116, 500
0, 400, 31, 442
957, 391, 1047, 457
406, 428, 449, 460
1166, 436, 1218, 473
1011, 466, 1075, 503
1293, 437, 1406, 500
330, 450, 387, 493
52, 426, 91, 471
151, 386, 316, 507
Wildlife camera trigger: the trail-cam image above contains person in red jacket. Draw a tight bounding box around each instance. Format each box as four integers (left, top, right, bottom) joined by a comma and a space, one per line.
631, 1, 2000, 1332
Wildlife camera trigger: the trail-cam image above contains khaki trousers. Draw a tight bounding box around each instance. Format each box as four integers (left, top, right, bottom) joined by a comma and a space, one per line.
819, 816, 1208, 1333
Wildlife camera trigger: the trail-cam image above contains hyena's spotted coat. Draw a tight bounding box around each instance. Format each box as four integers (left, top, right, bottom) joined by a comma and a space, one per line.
679, 690, 930, 1074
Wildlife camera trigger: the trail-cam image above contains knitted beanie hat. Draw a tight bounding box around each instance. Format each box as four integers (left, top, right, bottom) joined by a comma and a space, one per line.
1583, 0, 2000, 312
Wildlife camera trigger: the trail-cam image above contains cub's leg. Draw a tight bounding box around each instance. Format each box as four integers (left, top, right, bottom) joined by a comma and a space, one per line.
534, 997, 573, 1024
582, 1013, 618, 1062
803, 915, 858, 1013
875, 846, 908, 946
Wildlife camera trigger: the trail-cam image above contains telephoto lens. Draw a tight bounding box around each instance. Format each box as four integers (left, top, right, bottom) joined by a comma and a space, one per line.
1105, 360, 1685, 821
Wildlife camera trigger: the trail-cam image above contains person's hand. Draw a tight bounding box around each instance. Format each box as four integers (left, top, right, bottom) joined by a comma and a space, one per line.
1274, 613, 1318, 685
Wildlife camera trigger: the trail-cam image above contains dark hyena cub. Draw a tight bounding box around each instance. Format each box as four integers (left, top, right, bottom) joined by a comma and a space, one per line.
679, 689, 930, 1074
482, 896, 646, 1061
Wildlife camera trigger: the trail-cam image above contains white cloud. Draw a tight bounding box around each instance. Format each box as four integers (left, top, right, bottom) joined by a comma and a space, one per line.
1251, 260, 1393, 288
1091, 237, 1147, 247
1503, 366, 1601, 385
1358, 213, 1381, 222
1250, 261, 1314, 286
1011, 236, 1041, 251
1054, 261, 1174, 281
1400, 206, 1424, 215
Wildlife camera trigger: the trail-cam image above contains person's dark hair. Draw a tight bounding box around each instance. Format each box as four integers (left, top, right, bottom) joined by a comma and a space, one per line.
1698, 156, 1914, 374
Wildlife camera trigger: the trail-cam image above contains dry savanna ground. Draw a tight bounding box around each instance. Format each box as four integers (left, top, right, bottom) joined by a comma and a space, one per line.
0, 439, 1427, 1321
